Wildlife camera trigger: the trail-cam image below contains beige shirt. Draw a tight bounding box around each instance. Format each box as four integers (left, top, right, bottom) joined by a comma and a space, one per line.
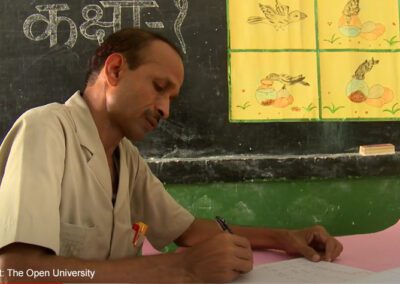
0, 92, 194, 260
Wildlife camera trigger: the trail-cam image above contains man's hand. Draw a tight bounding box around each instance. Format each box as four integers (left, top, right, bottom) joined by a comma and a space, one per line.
280, 225, 343, 262
182, 233, 253, 283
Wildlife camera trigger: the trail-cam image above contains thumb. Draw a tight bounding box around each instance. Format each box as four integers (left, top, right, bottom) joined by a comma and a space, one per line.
298, 245, 320, 262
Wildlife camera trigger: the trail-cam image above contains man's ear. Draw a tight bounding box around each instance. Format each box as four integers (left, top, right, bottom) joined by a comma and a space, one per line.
104, 53, 125, 86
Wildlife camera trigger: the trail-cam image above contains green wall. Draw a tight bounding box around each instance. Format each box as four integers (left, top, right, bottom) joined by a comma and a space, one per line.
166, 176, 400, 236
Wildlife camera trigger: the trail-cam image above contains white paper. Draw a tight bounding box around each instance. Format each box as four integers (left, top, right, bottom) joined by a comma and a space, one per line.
346, 267, 400, 283
235, 258, 372, 283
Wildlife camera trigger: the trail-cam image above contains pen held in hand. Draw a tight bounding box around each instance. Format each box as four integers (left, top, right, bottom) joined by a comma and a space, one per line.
215, 216, 233, 234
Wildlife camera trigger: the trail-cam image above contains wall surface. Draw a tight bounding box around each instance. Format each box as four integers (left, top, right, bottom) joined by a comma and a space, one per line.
166, 176, 400, 236
1, 0, 400, 183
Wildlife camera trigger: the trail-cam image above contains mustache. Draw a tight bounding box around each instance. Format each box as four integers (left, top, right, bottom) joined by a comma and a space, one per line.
144, 109, 162, 123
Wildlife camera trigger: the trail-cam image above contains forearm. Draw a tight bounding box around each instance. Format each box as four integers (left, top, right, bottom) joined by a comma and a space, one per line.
232, 225, 344, 262
175, 218, 342, 264
1, 246, 192, 283
230, 225, 289, 250
176, 218, 288, 251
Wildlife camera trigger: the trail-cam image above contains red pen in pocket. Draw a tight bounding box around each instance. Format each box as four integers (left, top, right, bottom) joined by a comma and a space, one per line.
132, 222, 148, 248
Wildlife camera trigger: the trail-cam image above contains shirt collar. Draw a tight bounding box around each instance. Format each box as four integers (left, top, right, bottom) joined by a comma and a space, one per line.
65, 91, 104, 155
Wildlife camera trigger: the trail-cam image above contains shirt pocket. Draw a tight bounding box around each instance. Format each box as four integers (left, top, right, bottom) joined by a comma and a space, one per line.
59, 222, 97, 258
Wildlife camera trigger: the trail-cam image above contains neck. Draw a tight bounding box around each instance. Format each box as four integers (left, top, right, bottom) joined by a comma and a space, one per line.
82, 84, 122, 157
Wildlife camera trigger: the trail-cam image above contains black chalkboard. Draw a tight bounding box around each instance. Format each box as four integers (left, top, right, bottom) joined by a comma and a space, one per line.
1, 0, 400, 183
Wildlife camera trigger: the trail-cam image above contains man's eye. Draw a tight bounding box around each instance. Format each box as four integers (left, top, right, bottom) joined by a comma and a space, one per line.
153, 82, 164, 92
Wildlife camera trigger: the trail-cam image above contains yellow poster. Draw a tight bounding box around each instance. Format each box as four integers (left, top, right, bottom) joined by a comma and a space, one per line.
228, 0, 400, 122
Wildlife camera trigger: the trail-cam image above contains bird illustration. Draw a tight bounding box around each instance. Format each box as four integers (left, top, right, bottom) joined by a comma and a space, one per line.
342, 0, 360, 24
247, 0, 307, 30
264, 73, 310, 89
353, 58, 379, 80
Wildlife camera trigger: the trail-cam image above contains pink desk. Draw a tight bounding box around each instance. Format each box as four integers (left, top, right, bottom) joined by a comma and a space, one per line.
253, 220, 400, 272
143, 220, 400, 272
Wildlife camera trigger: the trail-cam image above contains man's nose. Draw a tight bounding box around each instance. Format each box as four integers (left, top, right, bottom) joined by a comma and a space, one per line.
156, 96, 170, 119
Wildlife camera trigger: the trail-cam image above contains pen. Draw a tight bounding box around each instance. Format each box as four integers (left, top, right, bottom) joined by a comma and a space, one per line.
215, 216, 233, 234
132, 222, 148, 247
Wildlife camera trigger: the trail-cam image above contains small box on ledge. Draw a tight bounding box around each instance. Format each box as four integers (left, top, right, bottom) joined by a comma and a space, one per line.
359, 143, 395, 156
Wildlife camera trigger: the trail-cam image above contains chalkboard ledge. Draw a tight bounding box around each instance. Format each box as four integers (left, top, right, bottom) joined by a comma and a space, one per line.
146, 153, 400, 184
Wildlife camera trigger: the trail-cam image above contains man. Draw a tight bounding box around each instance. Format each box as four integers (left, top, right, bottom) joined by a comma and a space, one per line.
0, 28, 343, 283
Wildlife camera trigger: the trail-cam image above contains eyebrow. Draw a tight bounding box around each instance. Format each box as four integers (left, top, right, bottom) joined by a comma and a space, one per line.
155, 77, 181, 93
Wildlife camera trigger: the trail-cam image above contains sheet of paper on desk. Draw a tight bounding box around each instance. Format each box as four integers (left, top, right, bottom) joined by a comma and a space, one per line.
235, 258, 372, 283
347, 267, 400, 282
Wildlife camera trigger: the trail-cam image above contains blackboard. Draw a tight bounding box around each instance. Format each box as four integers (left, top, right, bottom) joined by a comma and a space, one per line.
1, 0, 400, 184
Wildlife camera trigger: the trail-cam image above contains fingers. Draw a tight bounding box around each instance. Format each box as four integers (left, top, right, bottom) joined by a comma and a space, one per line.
184, 233, 253, 283
333, 240, 344, 260
310, 226, 329, 244
217, 233, 253, 257
305, 226, 344, 262
233, 245, 253, 274
224, 234, 253, 271
214, 233, 253, 273
231, 234, 251, 249
298, 245, 321, 262
223, 271, 241, 283
235, 246, 253, 261
230, 247, 253, 274
234, 258, 253, 274
312, 226, 344, 261
323, 237, 343, 261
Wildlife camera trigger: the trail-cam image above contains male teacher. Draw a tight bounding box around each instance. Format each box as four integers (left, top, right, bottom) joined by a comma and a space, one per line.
0, 28, 343, 283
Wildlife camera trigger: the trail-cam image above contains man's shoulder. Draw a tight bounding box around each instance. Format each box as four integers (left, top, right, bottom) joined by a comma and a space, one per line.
17, 102, 71, 128
22, 102, 65, 118
1, 102, 72, 151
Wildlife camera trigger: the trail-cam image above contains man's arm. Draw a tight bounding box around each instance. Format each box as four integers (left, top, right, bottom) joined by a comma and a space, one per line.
0, 234, 252, 283
0, 243, 191, 283
175, 218, 343, 262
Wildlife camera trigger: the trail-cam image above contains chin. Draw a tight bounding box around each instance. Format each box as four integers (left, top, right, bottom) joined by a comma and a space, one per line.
126, 134, 143, 142
123, 122, 155, 141
125, 131, 146, 142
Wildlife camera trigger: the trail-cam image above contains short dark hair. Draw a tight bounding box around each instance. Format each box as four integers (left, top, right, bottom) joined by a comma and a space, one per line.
85, 28, 182, 85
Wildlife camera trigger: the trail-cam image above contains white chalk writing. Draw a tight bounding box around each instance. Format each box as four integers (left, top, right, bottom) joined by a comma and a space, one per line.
173, 0, 188, 54
23, 4, 78, 48
23, 0, 189, 53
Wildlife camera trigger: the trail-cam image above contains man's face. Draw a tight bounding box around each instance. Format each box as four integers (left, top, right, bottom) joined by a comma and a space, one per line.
105, 40, 184, 141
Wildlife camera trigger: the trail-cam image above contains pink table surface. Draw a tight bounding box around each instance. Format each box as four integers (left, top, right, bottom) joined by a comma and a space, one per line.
143, 220, 400, 272
253, 220, 400, 272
